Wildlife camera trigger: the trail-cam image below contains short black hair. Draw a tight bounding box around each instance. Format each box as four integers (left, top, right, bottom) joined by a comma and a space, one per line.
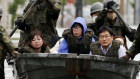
72, 23, 84, 35
98, 26, 114, 36
72, 23, 83, 29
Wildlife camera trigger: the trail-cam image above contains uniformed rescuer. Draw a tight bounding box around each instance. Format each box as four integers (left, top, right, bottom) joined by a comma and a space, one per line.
94, 1, 135, 42
0, 8, 18, 79
15, 0, 61, 48
87, 2, 103, 37
122, 24, 140, 60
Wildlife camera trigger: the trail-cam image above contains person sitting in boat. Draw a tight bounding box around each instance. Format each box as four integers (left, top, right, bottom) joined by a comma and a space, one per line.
90, 26, 126, 58
19, 30, 50, 53
58, 17, 95, 55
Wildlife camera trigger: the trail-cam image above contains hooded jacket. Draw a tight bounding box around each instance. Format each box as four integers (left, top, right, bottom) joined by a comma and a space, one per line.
58, 17, 95, 54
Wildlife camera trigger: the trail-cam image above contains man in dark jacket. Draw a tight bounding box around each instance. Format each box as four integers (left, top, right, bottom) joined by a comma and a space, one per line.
92, 1, 135, 42
90, 26, 126, 58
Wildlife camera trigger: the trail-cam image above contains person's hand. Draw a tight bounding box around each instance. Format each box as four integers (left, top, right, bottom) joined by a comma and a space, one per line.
15, 17, 25, 31
12, 50, 20, 58
121, 54, 131, 61
53, 2, 61, 10
12, 51, 20, 54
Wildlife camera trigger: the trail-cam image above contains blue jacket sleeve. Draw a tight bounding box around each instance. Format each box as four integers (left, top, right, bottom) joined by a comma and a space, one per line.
58, 39, 68, 53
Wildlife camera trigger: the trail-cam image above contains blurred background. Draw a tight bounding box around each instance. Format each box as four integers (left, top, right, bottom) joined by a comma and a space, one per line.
0, 0, 139, 28
0, 0, 139, 47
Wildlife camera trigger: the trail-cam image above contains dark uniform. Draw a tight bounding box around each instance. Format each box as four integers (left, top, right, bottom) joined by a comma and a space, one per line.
90, 11, 135, 42
87, 2, 103, 41
87, 23, 99, 39
0, 8, 15, 79
104, 17, 134, 41
18, 0, 61, 48
127, 24, 140, 59
90, 40, 120, 58
88, 1, 135, 42
0, 26, 15, 79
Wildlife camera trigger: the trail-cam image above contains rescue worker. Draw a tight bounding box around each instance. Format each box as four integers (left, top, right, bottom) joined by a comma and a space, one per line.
58, 17, 95, 55
16, 0, 61, 48
90, 26, 126, 58
94, 1, 135, 42
0, 9, 18, 79
19, 30, 50, 53
87, 2, 103, 37
122, 24, 140, 60
90, 2, 103, 24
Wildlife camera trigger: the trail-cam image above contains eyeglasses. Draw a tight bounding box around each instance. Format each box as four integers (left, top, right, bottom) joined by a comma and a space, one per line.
99, 35, 112, 39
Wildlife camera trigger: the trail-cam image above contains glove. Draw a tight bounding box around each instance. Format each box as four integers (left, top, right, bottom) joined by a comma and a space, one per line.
12, 50, 20, 58
15, 48, 24, 54
15, 17, 25, 31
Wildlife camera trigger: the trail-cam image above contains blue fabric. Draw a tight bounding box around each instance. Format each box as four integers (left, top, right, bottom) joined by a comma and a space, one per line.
58, 39, 68, 53
92, 37, 95, 42
58, 17, 95, 53
58, 38, 95, 53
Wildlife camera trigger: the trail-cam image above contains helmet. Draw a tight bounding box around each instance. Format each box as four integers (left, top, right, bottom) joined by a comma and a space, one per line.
90, 2, 103, 15
104, 0, 120, 11
0, 8, 2, 16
